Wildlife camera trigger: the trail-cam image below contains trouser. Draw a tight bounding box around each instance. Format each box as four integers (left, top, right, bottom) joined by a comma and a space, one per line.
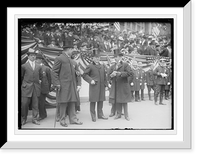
140, 89, 144, 100
116, 103, 129, 118
38, 93, 47, 119
147, 85, 154, 100
110, 103, 116, 115
154, 85, 165, 103
90, 101, 104, 120
135, 91, 139, 101
131, 91, 134, 100
21, 89, 39, 123
165, 90, 170, 99
59, 102, 79, 124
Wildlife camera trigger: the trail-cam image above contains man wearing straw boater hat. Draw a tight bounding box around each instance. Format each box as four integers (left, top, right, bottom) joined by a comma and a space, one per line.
51, 45, 83, 127
153, 58, 169, 105
82, 49, 108, 122
21, 48, 42, 126
107, 49, 132, 121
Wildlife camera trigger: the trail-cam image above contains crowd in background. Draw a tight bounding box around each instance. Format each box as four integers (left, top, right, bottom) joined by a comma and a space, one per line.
22, 24, 172, 58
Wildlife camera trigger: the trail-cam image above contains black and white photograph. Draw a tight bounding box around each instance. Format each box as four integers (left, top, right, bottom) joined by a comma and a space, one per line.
19, 18, 173, 130
4, 4, 192, 150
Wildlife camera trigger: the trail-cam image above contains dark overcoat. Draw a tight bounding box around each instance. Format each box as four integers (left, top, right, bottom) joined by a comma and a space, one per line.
82, 62, 107, 102
40, 65, 52, 94
51, 53, 81, 103
153, 66, 169, 85
107, 61, 132, 103
146, 69, 155, 86
129, 68, 141, 91
21, 62, 42, 97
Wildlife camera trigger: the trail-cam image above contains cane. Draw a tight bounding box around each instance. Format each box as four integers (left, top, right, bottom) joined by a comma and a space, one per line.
54, 88, 60, 128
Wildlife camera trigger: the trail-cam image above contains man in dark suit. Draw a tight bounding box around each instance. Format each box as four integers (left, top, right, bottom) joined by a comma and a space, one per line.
107, 50, 132, 121
153, 58, 169, 105
21, 48, 42, 126
146, 64, 155, 101
82, 50, 108, 122
35, 52, 52, 121
51, 45, 83, 127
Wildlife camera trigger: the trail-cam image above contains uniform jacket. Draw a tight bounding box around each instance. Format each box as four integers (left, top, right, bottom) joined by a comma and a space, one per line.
153, 65, 169, 85
40, 64, 52, 94
146, 69, 155, 86
129, 68, 141, 91
165, 67, 172, 90
107, 61, 132, 103
51, 53, 81, 103
82, 62, 107, 102
139, 68, 146, 90
21, 61, 42, 97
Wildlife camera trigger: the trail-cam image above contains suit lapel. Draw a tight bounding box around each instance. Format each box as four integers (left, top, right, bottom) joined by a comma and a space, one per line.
26, 61, 34, 72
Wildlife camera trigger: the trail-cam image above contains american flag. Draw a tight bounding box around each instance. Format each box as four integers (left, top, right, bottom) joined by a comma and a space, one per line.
114, 22, 121, 32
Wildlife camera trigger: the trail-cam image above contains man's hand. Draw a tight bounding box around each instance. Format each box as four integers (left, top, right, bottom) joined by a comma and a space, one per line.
105, 87, 109, 91
77, 86, 81, 92
91, 80, 96, 85
167, 82, 170, 85
108, 84, 111, 88
110, 71, 117, 78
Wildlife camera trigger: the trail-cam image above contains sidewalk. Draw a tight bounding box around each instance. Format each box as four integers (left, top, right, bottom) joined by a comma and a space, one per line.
22, 97, 172, 130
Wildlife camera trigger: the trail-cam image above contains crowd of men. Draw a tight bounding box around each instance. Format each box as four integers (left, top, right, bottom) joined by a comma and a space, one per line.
21, 42, 172, 127
22, 26, 172, 58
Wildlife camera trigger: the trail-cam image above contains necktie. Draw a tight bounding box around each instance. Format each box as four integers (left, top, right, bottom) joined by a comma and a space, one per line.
31, 62, 35, 70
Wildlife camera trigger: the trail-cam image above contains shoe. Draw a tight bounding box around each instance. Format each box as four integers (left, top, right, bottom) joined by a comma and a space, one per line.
21, 120, 26, 126
114, 115, 121, 120
71, 121, 83, 125
60, 122, 68, 127
32, 120, 40, 125
37, 116, 46, 121
98, 116, 108, 120
141, 99, 145, 101
92, 118, 96, 122
159, 103, 166, 105
125, 117, 130, 121
155, 102, 158, 105
109, 113, 115, 117
149, 99, 153, 101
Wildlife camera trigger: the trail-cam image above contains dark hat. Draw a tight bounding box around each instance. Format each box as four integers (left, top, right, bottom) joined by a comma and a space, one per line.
36, 53, 43, 59
62, 45, 74, 50
27, 48, 37, 55
92, 49, 100, 58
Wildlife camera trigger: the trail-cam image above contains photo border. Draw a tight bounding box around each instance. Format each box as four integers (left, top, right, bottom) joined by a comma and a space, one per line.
4, 4, 191, 149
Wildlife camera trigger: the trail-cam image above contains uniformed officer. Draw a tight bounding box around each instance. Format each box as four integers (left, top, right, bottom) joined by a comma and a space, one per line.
138, 62, 146, 101
153, 58, 169, 105
129, 60, 141, 102
146, 64, 155, 101
165, 64, 172, 100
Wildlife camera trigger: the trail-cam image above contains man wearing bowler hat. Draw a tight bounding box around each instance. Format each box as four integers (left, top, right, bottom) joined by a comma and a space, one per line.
51, 45, 83, 127
82, 49, 108, 122
35, 51, 52, 121
21, 48, 42, 126
107, 49, 132, 121
153, 58, 169, 105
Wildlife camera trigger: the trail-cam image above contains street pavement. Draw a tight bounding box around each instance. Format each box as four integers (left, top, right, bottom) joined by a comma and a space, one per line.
22, 95, 172, 130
